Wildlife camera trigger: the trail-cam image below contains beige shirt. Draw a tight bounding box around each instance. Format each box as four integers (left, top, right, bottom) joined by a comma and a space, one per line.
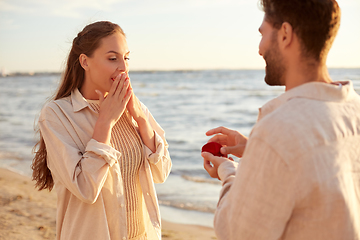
215, 81, 360, 240
39, 89, 172, 240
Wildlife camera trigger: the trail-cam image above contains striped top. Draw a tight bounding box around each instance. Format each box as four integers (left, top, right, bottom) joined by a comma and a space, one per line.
89, 101, 146, 240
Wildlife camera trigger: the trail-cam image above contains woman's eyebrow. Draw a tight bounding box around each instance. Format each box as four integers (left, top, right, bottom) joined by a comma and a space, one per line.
106, 50, 119, 54
106, 50, 131, 55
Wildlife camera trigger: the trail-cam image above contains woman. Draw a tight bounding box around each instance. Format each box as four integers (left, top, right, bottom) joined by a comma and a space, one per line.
32, 21, 171, 240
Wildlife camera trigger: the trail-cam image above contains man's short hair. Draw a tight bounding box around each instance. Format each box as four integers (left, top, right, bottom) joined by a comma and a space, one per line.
260, 0, 341, 62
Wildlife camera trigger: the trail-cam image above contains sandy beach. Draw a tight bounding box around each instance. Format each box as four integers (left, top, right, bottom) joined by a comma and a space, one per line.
0, 168, 217, 240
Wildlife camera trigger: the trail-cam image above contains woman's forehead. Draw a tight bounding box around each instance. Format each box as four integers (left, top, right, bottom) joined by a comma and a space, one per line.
97, 32, 129, 54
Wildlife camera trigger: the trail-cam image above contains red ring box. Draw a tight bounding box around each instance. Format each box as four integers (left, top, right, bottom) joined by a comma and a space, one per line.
201, 142, 226, 157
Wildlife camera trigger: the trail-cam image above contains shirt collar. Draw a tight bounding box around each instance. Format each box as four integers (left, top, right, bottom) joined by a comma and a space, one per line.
258, 81, 355, 121
71, 88, 92, 112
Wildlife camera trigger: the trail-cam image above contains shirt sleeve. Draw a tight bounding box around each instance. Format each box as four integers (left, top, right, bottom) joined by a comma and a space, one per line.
141, 102, 172, 184
143, 131, 165, 165
214, 137, 297, 240
39, 104, 121, 204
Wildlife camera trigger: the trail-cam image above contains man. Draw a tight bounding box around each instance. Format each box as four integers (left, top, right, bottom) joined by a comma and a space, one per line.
202, 0, 360, 239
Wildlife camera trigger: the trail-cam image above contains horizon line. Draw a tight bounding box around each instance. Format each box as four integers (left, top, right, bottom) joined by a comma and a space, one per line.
2, 66, 360, 77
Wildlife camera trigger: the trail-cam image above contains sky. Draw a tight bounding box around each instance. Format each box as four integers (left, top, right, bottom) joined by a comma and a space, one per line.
0, 0, 359, 73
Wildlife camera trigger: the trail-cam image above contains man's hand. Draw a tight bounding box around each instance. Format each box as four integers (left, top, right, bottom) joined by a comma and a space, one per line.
202, 152, 232, 180
206, 126, 248, 158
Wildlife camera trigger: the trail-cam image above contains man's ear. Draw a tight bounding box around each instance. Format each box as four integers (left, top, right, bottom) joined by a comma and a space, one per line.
279, 22, 293, 49
79, 54, 89, 71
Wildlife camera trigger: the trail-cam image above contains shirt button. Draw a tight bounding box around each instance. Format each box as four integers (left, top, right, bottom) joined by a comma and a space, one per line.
120, 204, 124, 207
146, 192, 150, 196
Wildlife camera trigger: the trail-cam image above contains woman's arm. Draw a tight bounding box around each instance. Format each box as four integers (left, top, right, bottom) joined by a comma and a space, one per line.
125, 76, 171, 182
139, 102, 172, 183
39, 104, 121, 204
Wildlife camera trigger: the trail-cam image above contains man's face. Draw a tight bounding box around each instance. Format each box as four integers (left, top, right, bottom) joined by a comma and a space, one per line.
258, 18, 286, 86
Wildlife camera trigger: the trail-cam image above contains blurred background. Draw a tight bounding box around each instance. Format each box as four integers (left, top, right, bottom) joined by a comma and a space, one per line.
0, 0, 359, 74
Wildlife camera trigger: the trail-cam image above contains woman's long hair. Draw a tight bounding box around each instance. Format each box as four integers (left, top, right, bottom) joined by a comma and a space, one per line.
31, 21, 125, 191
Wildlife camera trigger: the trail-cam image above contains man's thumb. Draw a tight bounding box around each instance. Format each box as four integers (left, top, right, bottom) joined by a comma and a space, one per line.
221, 146, 243, 158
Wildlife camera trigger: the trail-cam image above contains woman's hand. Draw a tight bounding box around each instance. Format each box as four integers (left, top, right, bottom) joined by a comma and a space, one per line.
206, 126, 248, 158
126, 77, 156, 153
126, 80, 146, 123
92, 73, 132, 145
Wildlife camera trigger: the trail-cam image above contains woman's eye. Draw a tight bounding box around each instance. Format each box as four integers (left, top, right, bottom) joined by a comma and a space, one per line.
109, 57, 117, 61
125, 57, 130, 61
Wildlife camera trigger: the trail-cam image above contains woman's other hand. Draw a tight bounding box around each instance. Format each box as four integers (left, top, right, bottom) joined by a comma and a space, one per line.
126, 76, 156, 153
126, 78, 146, 123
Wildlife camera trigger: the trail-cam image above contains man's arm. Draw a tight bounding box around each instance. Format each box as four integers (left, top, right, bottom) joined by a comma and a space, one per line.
207, 137, 297, 240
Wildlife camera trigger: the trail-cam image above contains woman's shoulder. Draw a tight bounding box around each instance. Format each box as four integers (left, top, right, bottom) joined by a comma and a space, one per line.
39, 96, 72, 121
43, 96, 71, 111
54, 95, 72, 107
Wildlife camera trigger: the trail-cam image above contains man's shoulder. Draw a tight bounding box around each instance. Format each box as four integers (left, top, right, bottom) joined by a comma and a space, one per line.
253, 98, 312, 135
251, 95, 360, 158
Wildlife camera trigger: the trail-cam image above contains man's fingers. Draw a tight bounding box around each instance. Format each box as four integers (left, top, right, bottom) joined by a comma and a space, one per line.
202, 152, 231, 180
206, 126, 232, 136
202, 152, 223, 167
221, 145, 245, 158
201, 151, 212, 161
203, 159, 218, 179
203, 159, 212, 171
207, 134, 227, 145
206, 126, 223, 136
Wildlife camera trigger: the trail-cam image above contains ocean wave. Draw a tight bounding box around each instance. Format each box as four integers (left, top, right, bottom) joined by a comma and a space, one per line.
0, 151, 24, 161
167, 139, 187, 145
169, 169, 222, 185
181, 174, 221, 185
158, 199, 216, 213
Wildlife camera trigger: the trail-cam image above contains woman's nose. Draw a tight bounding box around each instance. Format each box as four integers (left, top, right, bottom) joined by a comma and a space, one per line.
117, 60, 128, 73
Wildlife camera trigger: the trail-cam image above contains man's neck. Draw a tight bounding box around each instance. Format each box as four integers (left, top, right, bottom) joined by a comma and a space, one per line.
285, 60, 332, 91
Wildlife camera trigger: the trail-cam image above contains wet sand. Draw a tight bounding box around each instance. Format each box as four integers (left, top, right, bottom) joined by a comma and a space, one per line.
0, 168, 217, 240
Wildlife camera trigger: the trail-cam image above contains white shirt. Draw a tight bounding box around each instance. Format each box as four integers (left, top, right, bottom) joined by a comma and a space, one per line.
215, 81, 360, 240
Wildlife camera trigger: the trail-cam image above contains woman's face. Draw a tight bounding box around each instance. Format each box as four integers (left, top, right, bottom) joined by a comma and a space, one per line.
80, 31, 130, 99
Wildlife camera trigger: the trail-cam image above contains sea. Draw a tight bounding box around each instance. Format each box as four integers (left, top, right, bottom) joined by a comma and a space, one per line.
1, 68, 360, 227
